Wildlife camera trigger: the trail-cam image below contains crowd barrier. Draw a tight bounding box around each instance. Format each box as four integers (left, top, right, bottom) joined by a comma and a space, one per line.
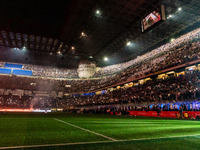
128, 111, 200, 118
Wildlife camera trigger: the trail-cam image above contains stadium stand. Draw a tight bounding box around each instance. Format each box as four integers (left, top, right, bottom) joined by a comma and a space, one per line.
23, 64, 78, 78
1, 28, 200, 112
69, 70, 200, 107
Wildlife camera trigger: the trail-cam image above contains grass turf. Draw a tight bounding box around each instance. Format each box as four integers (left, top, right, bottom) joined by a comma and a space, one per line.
0, 112, 200, 150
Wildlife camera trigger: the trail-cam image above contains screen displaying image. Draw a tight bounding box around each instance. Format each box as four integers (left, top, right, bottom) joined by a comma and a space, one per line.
142, 11, 161, 32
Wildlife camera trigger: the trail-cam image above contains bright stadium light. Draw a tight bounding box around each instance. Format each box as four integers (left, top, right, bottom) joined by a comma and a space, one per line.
170, 38, 175, 42
57, 51, 61, 55
167, 14, 172, 19
81, 32, 86, 38
178, 7, 182, 11
71, 46, 75, 50
96, 9, 100, 15
104, 57, 108, 61
126, 41, 131, 46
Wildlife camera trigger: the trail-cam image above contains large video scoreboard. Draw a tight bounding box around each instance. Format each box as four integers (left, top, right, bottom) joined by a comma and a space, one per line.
141, 5, 166, 32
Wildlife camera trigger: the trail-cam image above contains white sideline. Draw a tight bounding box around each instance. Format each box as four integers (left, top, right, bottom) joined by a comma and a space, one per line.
54, 118, 117, 141
0, 134, 200, 149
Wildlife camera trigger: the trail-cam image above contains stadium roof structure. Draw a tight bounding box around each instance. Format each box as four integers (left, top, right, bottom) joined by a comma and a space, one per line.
0, 0, 199, 68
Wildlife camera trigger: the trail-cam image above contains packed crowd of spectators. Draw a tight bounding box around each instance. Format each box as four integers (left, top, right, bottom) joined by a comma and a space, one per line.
67, 70, 200, 107
23, 64, 78, 78
0, 61, 79, 78
0, 27, 199, 90
0, 95, 59, 109
1, 28, 200, 109
94, 27, 200, 78
0, 96, 31, 109
1, 70, 200, 109
93, 27, 200, 89
0, 74, 100, 93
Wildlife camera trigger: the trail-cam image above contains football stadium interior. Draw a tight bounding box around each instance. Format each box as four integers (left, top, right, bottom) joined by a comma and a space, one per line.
1, 0, 200, 149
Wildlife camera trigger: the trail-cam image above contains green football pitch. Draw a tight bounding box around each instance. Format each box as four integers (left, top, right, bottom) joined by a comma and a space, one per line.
0, 113, 200, 150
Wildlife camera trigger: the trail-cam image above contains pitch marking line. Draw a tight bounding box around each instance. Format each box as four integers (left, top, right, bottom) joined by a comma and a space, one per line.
54, 118, 117, 141
0, 134, 200, 149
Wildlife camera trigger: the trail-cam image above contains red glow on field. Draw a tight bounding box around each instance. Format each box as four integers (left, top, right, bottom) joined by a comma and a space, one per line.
0, 109, 32, 112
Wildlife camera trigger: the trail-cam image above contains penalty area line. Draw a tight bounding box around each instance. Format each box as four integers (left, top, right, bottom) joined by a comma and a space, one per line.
0, 134, 200, 149
54, 118, 117, 141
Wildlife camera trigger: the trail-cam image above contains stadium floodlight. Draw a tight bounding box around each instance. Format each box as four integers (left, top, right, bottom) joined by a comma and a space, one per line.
167, 14, 172, 19
104, 57, 108, 61
81, 32, 85, 36
170, 38, 175, 42
96, 10, 101, 15
81, 32, 87, 38
178, 7, 182, 11
126, 41, 131, 46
